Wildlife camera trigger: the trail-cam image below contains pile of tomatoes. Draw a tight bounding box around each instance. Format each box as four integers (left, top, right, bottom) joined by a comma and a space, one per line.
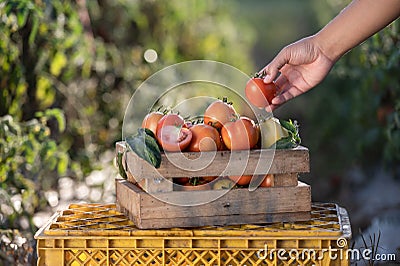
141, 97, 273, 190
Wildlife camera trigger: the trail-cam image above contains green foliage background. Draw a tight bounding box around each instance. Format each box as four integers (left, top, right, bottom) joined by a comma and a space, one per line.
0, 0, 255, 263
0, 0, 399, 263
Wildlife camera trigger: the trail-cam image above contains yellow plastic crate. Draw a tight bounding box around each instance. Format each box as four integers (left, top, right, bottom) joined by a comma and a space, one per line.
35, 203, 351, 266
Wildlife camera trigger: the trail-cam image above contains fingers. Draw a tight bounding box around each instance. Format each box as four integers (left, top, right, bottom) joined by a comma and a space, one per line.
264, 89, 297, 112
264, 73, 302, 112
260, 47, 290, 83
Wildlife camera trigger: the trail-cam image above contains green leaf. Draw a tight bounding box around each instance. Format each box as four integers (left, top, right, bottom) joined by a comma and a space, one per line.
275, 136, 297, 149
116, 152, 128, 179
57, 152, 69, 175
46, 109, 66, 133
50, 52, 67, 77
17, 9, 28, 27
274, 119, 301, 149
126, 128, 162, 168
279, 119, 297, 134
29, 16, 39, 45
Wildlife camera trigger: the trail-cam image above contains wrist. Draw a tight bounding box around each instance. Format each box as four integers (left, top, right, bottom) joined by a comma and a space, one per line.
312, 32, 344, 64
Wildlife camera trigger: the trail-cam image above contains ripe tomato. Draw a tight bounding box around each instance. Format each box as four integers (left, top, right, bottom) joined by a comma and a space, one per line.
221, 117, 259, 150
228, 175, 252, 186
156, 114, 192, 152
141, 111, 164, 135
187, 124, 223, 152
204, 98, 237, 130
173, 177, 190, 185
260, 174, 274, 187
245, 77, 278, 108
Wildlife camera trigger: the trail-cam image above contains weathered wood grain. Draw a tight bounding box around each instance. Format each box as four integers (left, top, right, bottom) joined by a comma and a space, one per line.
115, 178, 311, 229
116, 141, 309, 179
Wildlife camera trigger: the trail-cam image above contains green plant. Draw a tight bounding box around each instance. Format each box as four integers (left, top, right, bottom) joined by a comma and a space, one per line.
0, 109, 68, 233
303, 4, 400, 178
358, 230, 381, 266
0, 0, 255, 263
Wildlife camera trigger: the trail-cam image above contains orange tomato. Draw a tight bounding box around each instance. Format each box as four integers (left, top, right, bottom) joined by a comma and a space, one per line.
221, 117, 259, 150
204, 98, 237, 130
245, 78, 278, 108
173, 177, 190, 185
156, 114, 192, 152
260, 174, 274, 187
228, 175, 252, 186
187, 123, 223, 152
141, 111, 164, 135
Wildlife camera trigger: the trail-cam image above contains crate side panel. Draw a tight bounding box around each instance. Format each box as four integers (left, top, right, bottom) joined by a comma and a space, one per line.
138, 182, 311, 219
121, 143, 310, 178
136, 211, 311, 229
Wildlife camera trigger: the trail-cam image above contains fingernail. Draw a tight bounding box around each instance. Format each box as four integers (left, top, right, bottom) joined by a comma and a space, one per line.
271, 97, 280, 105
263, 75, 271, 83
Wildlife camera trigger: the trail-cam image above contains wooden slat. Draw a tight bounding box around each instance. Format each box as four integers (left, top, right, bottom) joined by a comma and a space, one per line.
116, 141, 309, 179
274, 173, 298, 187
129, 172, 298, 194
138, 183, 311, 218
115, 178, 311, 229
137, 176, 174, 193
119, 205, 311, 229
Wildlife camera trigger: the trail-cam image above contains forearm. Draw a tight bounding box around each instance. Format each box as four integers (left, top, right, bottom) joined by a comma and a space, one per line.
315, 0, 400, 62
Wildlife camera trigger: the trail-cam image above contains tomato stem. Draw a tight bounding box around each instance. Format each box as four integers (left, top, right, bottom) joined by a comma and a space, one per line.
252, 70, 266, 79
189, 177, 200, 186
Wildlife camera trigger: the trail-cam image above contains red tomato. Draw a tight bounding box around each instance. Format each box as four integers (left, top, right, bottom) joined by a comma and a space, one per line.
260, 174, 274, 187
204, 98, 237, 130
187, 124, 223, 152
156, 114, 192, 152
173, 177, 190, 185
156, 113, 185, 130
228, 175, 252, 186
221, 117, 259, 150
245, 77, 278, 108
141, 111, 164, 135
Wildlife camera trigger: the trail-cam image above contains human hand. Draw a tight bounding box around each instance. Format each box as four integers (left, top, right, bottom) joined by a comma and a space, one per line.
261, 36, 335, 111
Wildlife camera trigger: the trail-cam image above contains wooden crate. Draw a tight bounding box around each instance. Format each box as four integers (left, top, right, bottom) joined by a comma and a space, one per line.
115, 141, 308, 193
115, 178, 312, 229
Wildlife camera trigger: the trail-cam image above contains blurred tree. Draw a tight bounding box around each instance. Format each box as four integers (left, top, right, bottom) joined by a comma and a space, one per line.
302, 1, 400, 184
0, 0, 255, 238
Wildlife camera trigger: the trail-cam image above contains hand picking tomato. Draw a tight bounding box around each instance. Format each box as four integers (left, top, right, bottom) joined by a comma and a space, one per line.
187, 123, 223, 152
141, 111, 164, 135
228, 175, 252, 186
156, 114, 192, 152
204, 98, 237, 130
221, 116, 259, 150
245, 77, 278, 108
